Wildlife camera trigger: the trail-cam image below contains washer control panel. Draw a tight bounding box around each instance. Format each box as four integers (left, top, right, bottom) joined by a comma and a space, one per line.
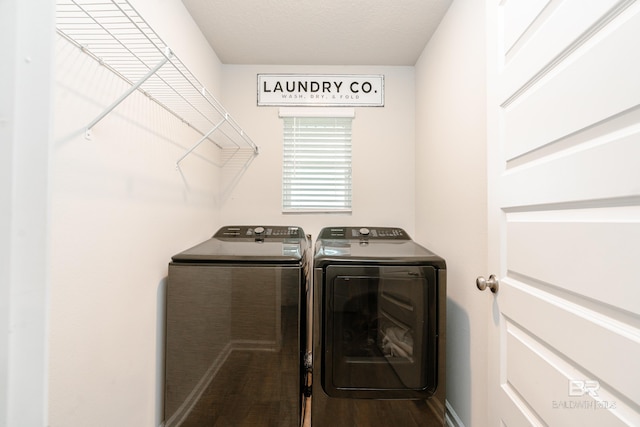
214, 226, 304, 239
318, 227, 409, 240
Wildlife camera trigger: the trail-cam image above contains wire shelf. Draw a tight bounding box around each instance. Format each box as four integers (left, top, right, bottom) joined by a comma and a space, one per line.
56, 0, 259, 165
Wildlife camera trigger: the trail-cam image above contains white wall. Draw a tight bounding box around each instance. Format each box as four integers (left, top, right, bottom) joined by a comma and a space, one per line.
48, 1, 225, 425
0, 0, 54, 426
414, 0, 488, 425
219, 65, 416, 240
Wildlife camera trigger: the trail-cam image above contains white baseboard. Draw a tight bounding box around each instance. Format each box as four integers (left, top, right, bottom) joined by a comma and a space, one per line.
445, 400, 466, 427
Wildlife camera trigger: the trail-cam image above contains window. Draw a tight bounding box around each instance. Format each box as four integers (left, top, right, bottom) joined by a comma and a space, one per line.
280, 109, 354, 212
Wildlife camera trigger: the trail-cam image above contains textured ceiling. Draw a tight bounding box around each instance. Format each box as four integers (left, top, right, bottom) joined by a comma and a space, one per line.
181, 0, 453, 65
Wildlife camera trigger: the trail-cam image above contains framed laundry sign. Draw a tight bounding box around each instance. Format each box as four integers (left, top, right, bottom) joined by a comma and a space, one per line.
257, 74, 384, 106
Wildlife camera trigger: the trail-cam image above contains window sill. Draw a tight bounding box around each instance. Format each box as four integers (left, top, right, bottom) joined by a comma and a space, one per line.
282, 209, 352, 215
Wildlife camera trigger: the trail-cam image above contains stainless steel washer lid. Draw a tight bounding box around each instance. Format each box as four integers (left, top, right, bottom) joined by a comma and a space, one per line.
171, 225, 307, 263
314, 226, 445, 268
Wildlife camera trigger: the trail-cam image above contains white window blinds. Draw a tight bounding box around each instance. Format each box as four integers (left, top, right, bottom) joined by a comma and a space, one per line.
282, 116, 353, 212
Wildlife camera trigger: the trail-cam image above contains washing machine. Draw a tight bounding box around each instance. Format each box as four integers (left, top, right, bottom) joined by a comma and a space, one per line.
164, 225, 310, 427
307, 226, 446, 427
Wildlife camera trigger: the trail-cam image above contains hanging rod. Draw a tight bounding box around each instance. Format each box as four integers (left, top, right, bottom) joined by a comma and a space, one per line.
56, 0, 259, 159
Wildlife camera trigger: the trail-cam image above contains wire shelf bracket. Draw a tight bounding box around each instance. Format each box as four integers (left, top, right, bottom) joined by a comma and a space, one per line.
175, 115, 226, 168
56, 0, 259, 160
85, 49, 172, 140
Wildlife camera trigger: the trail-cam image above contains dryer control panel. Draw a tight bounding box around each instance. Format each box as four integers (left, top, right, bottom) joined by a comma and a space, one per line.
318, 227, 409, 240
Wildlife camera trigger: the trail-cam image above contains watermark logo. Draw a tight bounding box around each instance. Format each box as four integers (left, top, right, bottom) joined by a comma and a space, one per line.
568, 379, 600, 397
552, 379, 616, 411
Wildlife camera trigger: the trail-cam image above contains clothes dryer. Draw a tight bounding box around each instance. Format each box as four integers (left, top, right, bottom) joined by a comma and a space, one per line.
307, 227, 446, 426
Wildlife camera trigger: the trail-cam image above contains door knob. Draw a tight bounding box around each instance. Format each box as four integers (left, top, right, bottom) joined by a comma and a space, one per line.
476, 275, 499, 293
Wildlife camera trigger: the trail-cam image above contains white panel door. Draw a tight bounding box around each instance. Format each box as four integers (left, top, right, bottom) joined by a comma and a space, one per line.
486, 0, 640, 425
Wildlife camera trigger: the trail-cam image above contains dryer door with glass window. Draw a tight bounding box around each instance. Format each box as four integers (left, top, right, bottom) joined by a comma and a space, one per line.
322, 264, 438, 399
